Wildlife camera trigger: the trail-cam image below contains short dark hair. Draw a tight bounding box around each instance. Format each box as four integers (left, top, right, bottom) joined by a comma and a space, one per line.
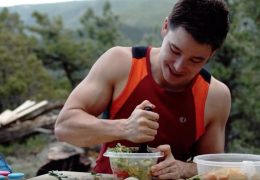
168, 0, 229, 50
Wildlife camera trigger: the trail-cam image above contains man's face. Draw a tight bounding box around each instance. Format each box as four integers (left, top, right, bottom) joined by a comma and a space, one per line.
159, 26, 214, 90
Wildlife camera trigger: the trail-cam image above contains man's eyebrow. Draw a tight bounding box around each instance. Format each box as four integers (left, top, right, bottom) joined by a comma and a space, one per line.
170, 43, 182, 52
170, 42, 206, 61
192, 56, 206, 61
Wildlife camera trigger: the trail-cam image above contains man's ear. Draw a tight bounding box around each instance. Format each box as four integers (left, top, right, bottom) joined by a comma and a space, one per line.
161, 17, 169, 38
210, 50, 217, 58
206, 50, 217, 63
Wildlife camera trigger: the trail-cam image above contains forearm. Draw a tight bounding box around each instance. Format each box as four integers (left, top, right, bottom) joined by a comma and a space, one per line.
55, 109, 125, 147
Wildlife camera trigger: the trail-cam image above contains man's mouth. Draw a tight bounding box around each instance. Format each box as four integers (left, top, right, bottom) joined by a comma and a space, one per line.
168, 65, 184, 77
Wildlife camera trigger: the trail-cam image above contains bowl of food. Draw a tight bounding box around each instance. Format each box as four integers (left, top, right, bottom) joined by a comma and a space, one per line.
193, 153, 260, 180
104, 144, 163, 180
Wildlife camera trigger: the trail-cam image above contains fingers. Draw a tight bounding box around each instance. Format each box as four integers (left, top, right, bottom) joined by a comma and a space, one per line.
135, 100, 155, 110
132, 100, 159, 122
156, 144, 174, 158
151, 161, 180, 179
151, 158, 175, 173
156, 144, 171, 152
151, 160, 181, 179
139, 125, 158, 136
126, 100, 159, 143
151, 145, 180, 179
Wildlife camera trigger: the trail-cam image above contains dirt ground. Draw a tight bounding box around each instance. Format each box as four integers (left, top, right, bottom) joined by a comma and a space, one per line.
4, 134, 56, 178
3, 133, 100, 179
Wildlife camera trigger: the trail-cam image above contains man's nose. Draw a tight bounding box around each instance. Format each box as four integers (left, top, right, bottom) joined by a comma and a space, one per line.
173, 58, 186, 73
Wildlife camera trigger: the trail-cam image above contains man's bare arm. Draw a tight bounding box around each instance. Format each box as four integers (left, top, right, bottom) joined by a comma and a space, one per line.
55, 47, 131, 147
55, 47, 160, 147
196, 77, 231, 154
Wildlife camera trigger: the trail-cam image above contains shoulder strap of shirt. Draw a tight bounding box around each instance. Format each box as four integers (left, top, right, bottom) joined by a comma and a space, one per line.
109, 46, 149, 118
199, 68, 211, 83
132, 46, 148, 59
192, 68, 211, 140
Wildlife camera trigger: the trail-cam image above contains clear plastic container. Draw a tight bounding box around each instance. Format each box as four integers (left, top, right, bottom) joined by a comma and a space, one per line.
194, 153, 260, 179
104, 148, 163, 180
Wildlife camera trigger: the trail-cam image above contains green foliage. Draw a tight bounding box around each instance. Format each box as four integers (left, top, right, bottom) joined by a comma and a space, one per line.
0, 9, 62, 111
28, 12, 85, 87
4, 0, 174, 43
79, 1, 129, 58
208, 0, 260, 153
27, 1, 131, 89
27, 1, 127, 88
0, 8, 23, 34
1, 0, 259, 154
0, 1, 129, 111
0, 134, 48, 156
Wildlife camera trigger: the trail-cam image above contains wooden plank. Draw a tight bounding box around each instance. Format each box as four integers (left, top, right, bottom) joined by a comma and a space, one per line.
1, 100, 48, 126
13, 100, 36, 114
0, 109, 13, 126
15, 100, 48, 119
0, 100, 36, 126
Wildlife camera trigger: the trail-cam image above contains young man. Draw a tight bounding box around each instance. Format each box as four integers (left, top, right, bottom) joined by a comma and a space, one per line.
55, 0, 231, 179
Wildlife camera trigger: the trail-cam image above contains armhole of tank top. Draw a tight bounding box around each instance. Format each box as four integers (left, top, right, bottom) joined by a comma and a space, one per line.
145, 47, 152, 78
109, 57, 135, 118
109, 48, 149, 118
193, 71, 211, 140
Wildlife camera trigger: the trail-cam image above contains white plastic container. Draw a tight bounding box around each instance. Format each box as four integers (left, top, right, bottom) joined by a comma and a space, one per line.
194, 153, 260, 179
104, 148, 163, 180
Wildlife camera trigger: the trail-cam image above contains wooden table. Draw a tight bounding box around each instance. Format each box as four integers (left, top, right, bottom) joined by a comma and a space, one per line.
27, 171, 117, 180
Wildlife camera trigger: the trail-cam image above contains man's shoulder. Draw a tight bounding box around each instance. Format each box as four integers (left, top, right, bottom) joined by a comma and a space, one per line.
204, 76, 231, 126
206, 76, 231, 116
97, 46, 133, 71
98, 46, 134, 82
209, 77, 230, 97
108, 46, 151, 58
106, 46, 132, 58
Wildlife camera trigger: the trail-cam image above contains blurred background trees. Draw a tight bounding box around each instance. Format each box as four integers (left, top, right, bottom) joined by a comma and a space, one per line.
209, 0, 260, 153
0, 9, 57, 110
0, 0, 259, 153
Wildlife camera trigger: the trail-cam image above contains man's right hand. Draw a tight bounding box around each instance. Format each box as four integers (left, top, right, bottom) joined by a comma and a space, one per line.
122, 100, 159, 143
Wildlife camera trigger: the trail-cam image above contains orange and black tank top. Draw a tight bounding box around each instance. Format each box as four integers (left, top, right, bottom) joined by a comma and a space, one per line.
94, 46, 211, 174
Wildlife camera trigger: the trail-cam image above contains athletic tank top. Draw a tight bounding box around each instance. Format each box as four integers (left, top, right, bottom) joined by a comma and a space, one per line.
94, 46, 211, 173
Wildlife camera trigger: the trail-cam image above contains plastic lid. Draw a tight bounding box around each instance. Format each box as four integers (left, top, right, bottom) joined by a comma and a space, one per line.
8, 172, 24, 179
104, 150, 163, 158
0, 170, 10, 176
194, 153, 260, 167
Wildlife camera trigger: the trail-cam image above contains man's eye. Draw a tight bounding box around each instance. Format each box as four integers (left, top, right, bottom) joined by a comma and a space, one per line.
172, 50, 180, 55
191, 59, 203, 63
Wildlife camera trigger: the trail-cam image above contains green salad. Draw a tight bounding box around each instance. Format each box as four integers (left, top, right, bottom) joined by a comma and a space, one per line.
107, 144, 156, 180
108, 143, 135, 153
